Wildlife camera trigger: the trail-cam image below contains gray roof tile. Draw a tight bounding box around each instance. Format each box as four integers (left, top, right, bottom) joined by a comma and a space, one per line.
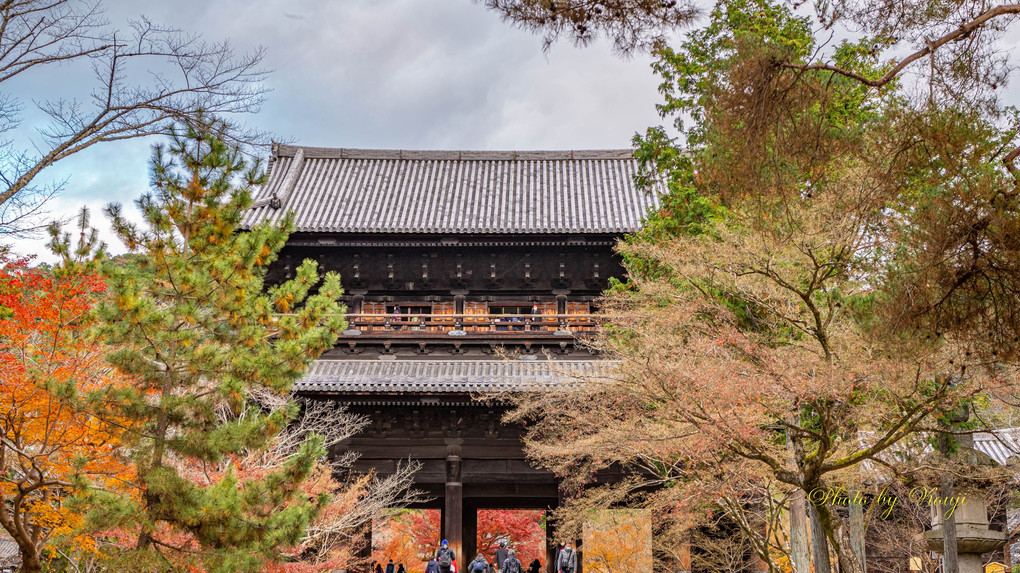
243, 146, 661, 234
295, 359, 615, 393
0, 539, 18, 567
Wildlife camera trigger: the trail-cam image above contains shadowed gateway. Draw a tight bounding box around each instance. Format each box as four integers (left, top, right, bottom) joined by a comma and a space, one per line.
244, 145, 662, 572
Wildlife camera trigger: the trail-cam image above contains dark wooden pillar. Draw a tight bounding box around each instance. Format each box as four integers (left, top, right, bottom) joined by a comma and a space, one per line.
356, 520, 373, 573
546, 514, 557, 573
464, 504, 478, 565
352, 293, 365, 314
575, 538, 583, 573
445, 445, 464, 567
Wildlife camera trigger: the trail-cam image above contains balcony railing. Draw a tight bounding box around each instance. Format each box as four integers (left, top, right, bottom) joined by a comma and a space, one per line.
340, 313, 599, 337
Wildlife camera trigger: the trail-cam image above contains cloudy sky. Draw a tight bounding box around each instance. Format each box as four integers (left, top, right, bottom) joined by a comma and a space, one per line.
9, 0, 675, 259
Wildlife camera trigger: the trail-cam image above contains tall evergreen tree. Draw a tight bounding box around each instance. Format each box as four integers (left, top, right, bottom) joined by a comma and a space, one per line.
92, 120, 346, 572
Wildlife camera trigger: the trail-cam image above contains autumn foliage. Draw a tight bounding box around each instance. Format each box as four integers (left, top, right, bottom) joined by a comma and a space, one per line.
372, 509, 546, 570
372, 509, 440, 569
477, 510, 545, 566
582, 510, 652, 573
0, 258, 131, 572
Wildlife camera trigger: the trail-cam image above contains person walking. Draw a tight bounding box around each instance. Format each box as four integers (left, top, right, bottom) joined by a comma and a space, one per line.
385, 558, 395, 573
494, 541, 509, 573
436, 539, 456, 573
500, 549, 523, 573
468, 553, 489, 573
556, 542, 577, 573
527, 559, 541, 573
397, 564, 406, 573
425, 556, 441, 573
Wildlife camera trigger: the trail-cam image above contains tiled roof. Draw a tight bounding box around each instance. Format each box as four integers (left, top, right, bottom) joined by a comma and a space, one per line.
241, 146, 661, 234
974, 429, 1020, 465
860, 428, 1020, 471
0, 539, 18, 567
294, 359, 615, 393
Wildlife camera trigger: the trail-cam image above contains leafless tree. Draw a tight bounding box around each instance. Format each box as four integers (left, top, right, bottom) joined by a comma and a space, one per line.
0, 0, 269, 235
244, 392, 428, 567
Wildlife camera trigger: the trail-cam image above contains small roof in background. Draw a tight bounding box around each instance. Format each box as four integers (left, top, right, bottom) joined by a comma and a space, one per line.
0, 536, 19, 568
974, 428, 1020, 466
241, 145, 662, 234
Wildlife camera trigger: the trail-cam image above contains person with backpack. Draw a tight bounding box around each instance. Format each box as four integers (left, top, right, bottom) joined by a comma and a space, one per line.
500, 549, 523, 573
468, 553, 488, 573
494, 541, 509, 573
557, 542, 577, 573
436, 539, 456, 573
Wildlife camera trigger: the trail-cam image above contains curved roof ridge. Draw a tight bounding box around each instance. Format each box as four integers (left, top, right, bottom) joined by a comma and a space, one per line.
271, 144, 635, 161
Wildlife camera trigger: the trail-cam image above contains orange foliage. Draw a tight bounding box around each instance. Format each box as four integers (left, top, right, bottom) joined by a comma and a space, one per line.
372, 509, 440, 570
0, 260, 132, 572
582, 510, 652, 573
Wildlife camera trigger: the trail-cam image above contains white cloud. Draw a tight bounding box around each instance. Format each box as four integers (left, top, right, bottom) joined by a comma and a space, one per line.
9, 0, 672, 260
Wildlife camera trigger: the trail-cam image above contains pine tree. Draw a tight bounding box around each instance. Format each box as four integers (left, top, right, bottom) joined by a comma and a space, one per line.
92, 119, 346, 572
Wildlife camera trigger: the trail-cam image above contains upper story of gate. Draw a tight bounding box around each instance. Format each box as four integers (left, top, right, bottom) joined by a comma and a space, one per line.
241, 145, 662, 359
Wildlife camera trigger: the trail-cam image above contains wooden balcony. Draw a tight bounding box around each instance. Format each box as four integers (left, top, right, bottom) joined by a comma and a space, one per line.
339, 313, 599, 340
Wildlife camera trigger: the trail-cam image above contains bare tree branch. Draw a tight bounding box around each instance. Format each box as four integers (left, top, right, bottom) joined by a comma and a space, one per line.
0, 0, 269, 234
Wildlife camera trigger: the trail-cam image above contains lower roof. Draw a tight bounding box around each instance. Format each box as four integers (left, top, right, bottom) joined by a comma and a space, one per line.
294, 359, 615, 394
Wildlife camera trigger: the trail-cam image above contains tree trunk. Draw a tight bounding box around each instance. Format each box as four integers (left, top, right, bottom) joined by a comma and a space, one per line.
17, 543, 43, 573
808, 502, 831, 573
835, 517, 865, 573
790, 490, 810, 573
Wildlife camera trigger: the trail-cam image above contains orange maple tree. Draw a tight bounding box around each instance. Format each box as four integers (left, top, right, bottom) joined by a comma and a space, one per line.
0, 258, 132, 573
582, 510, 652, 573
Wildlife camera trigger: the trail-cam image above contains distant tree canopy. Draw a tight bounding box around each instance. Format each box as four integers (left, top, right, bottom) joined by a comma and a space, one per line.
481, 0, 699, 53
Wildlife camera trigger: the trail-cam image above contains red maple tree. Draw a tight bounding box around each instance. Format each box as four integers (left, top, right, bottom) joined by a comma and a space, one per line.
478, 510, 545, 567
372, 509, 546, 571
372, 509, 440, 570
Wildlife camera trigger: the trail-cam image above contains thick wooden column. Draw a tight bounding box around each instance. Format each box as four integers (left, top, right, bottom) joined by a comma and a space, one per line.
464, 504, 478, 565
445, 445, 464, 567
849, 500, 867, 573
356, 520, 373, 573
